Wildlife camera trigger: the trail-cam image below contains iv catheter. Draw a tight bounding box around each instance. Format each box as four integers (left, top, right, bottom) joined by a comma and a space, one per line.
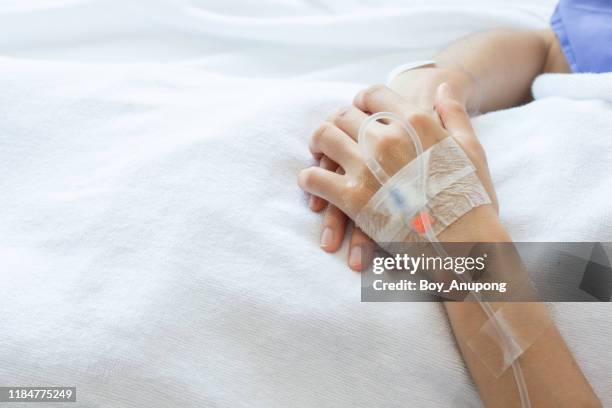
358, 112, 532, 408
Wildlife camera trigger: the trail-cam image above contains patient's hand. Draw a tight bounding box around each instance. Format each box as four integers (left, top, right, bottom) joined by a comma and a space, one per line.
310, 67, 483, 271
302, 84, 498, 264
308, 63, 515, 270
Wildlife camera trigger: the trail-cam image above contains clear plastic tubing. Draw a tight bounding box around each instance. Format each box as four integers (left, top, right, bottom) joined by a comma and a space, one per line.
358, 112, 531, 408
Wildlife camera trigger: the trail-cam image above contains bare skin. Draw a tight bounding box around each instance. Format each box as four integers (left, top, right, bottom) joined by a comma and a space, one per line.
298, 83, 601, 407
300, 28, 601, 406
310, 28, 571, 271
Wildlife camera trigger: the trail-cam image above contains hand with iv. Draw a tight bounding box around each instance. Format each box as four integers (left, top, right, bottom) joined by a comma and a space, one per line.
309, 29, 566, 271
299, 83, 502, 252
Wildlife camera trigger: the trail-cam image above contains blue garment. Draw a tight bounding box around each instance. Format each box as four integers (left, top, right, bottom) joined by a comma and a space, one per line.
551, 0, 612, 73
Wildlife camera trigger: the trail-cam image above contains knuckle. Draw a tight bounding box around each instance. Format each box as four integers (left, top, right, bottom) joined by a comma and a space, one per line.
331, 106, 351, 124
361, 84, 386, 103
365, 84, 386, 95
342, 182, 361, 204
384, 122, 404, 135
312, 121, 333, 144
367, 83, 387, 93
345, 169, 377, 210
375, 133, 400, 157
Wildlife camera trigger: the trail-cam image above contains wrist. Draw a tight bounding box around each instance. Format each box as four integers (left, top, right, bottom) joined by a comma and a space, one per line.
388, 66, 478, 113
437, 204, 510, 243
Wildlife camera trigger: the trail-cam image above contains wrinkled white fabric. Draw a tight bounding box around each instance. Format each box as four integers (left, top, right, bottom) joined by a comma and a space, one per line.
1, 1, 611, 407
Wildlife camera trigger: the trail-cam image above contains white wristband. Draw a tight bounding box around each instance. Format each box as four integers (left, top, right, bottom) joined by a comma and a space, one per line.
385, 60, 436, 86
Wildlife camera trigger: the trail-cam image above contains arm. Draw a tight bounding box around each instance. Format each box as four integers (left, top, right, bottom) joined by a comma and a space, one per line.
299, 84, 601, 407
432, 88, 599, 407
446, 296, 602, 407
312, 29, 571, 271
389, 28, 571, 113
440, 213, 601, 407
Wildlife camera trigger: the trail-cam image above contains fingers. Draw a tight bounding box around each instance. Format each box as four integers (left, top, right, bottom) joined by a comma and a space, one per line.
309, 155, 337, 212
347, 226, 374, 272
328, 105, 382, 140
309, 122, 361, 171
298, 166, 346, 210
321, 166, 349, 252
354, 85, 446, 150
434, 83, 475, 142
311, 105, 375, 212
320, 203, 348, 252
310, 102, 368, 207
354, 84, 415, 117
397, 110, 447, 151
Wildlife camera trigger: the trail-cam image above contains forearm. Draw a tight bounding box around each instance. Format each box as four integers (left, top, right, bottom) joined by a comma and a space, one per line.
440, 212, 600, 407
446, 301, 600, 407
389, 29, 570, 113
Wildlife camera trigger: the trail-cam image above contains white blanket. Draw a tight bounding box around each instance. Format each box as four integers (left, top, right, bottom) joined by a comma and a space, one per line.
1, 0, 611, 407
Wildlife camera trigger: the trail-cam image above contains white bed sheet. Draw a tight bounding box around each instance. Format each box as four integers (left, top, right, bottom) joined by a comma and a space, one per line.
2, 1, 611, 407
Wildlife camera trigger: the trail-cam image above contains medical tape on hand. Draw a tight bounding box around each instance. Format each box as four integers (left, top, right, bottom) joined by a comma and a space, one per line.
466, 302, 553, 378
355, 136, 491, 244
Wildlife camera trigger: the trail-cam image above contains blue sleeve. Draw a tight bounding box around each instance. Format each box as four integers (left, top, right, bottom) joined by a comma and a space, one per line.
550, 0, 612, 73
550, 3, 578, 72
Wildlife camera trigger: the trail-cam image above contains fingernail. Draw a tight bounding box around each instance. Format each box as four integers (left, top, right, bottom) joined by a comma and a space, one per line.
309, 195, 316, 209
438, 82, 453, 97
349, 246, 362, 270
320, 227, 334, 249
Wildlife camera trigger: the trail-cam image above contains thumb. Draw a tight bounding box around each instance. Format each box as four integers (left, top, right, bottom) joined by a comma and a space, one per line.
435, 82, 499, 213
434, 82, 475, 142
